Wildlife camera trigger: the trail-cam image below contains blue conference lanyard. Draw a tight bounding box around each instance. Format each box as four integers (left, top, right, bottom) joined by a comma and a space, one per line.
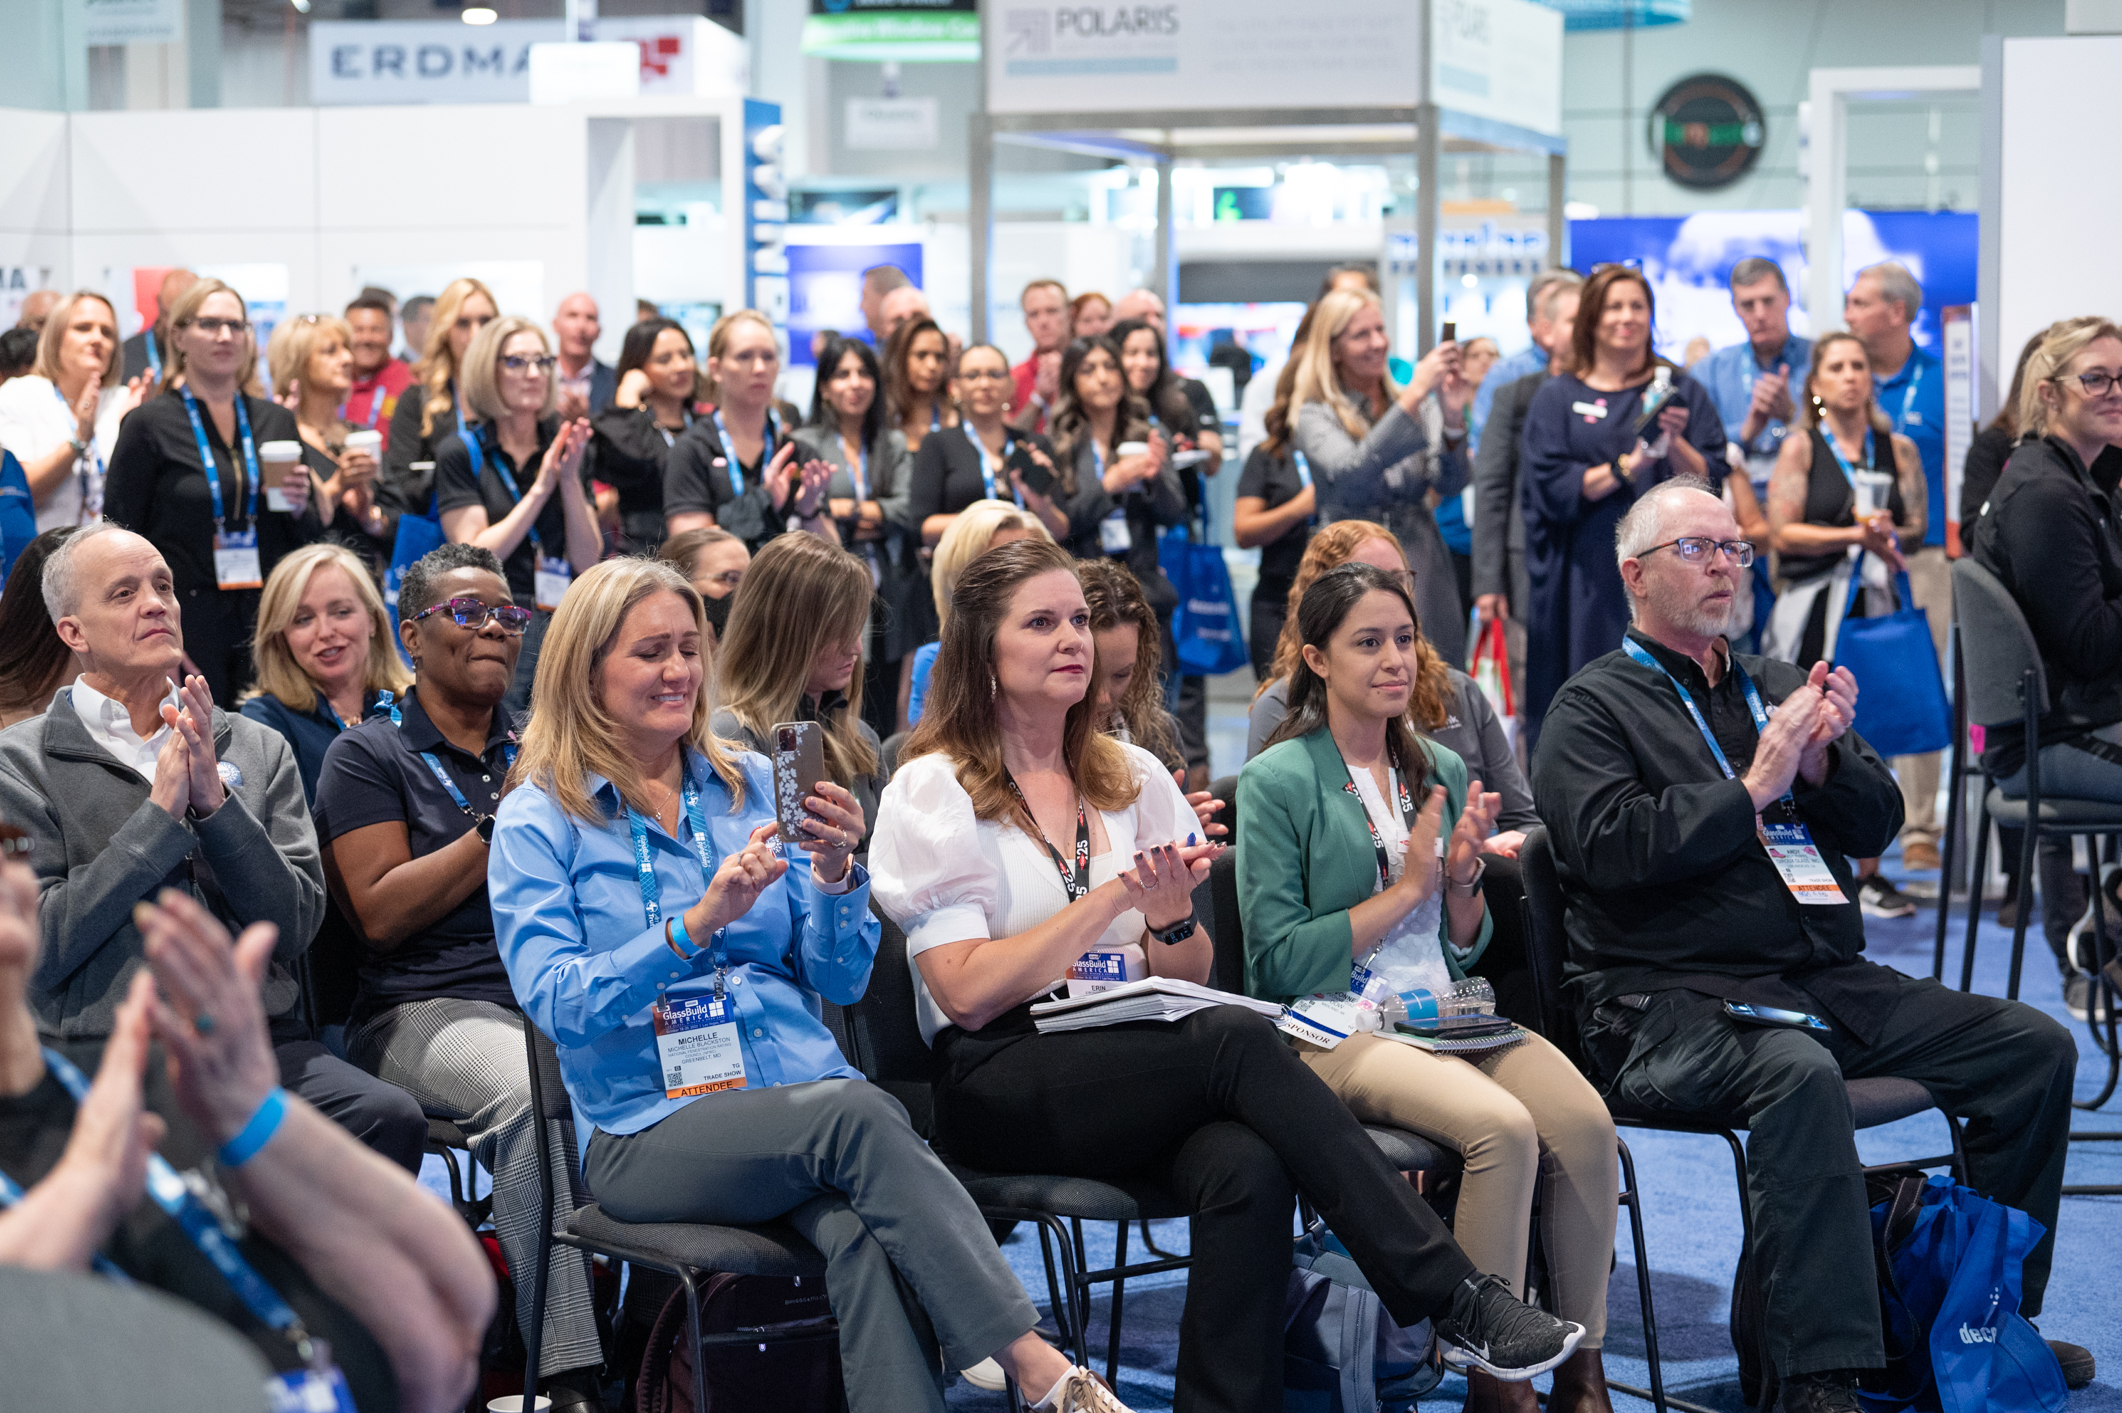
974, 429, 1023, 507
1893, 362, 1923, 430
1820, 426, 1875, 486
472, 426, 544, 561
711, 408, 776, 497
179, 385, 261, 535
1291, 448, 1318, 525
625, 766, 730, 992
55, 383, 103, 518
1621, 637, 1792, 810
930, 403, 942, 434
143, 329, 160, 381
381, 692, 517, 813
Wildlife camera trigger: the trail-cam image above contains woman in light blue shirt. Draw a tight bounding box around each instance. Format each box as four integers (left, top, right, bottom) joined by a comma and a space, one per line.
489, 556, 1127, 1413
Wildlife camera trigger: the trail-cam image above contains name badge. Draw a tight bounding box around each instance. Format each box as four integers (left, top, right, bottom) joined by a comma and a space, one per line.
1761, 820, 1850, 906
1570, 400, 1608, 421
1099, 507, 1133, 555
266, 1356, 356, 1413
1066, 947, 1146, 998
1276, 963, 1392, 1049
534, 555, 572, 613
652, 993, 748, 1098
214, 530, 263, 590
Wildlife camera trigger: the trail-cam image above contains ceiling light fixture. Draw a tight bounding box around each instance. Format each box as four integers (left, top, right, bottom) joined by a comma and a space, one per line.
462, 5, 498, 23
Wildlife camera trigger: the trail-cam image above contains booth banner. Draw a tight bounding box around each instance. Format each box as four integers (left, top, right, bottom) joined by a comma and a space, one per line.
1430, 0, 1564, 138
804, 0, 979, 61
84, 0, 183, 46
985, 0, 1423, 115
312, 17, 743, 104
1942, 304, 1974, 555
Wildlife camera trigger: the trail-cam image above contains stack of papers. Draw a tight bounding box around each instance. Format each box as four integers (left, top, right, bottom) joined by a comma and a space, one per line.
1031, 977, 1284, 1033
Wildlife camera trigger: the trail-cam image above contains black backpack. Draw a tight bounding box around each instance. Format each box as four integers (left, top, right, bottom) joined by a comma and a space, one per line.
634, 1272, 844, 1413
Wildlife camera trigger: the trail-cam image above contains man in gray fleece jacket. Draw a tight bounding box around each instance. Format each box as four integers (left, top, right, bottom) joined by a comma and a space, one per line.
0, 524, 424, 1170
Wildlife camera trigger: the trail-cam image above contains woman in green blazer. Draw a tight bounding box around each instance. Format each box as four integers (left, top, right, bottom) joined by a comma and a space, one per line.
1236, 561, 1619, 1413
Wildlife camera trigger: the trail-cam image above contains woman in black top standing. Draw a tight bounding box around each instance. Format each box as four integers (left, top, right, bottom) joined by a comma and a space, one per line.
381, 277, 496, 527
272, 314, 391, 576
586, 316, 699, 557
663, 309, 832, 553
908, 343, 1068, 551
882, 314, 958, 458
103, 278, 324, 704
1112, 316, 1211, 513
1232, 363, 1317, 680
433, 316, 600, 718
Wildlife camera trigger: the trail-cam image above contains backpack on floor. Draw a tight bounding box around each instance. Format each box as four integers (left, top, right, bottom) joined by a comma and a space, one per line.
1284, 1229, 1441, 1413
635, 1272, 844, 1413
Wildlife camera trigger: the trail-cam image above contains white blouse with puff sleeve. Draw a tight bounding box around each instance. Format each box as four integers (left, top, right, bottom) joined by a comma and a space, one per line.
870, 742, 1201, 1045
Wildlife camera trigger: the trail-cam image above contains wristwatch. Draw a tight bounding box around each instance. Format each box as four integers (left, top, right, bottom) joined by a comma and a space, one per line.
475, 815, 496, 844
68, 436, 90, 458
1446, 856, 1486, 898
1148, 910, 1199, 946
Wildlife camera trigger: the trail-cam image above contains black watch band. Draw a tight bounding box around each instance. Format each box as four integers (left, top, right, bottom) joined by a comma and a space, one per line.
1149, 910, 1198, 946
475, 815, 496, 844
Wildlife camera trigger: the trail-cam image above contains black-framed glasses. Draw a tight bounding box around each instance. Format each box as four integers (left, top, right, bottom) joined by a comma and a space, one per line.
1644, 536, 1755, 568
2062, 370, 2122, 397
412, 596, 533, 634
183, 316, 250, 338
501, 354, 559, 374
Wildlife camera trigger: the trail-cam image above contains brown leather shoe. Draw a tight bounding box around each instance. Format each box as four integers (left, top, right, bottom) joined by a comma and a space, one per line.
1902, 841, 1941, 871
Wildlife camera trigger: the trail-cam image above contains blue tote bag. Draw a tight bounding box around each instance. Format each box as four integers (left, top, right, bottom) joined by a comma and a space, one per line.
1833, 559, 1952, 758
1173, 536, 1249, 676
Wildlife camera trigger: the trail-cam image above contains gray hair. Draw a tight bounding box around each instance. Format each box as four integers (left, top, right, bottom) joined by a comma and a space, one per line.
41, 520, 134, 621
1856, 261, 1923, 324
1614, 475, 1720, 569
1728, 257, 1788, 294
1528, 268, 1584, 323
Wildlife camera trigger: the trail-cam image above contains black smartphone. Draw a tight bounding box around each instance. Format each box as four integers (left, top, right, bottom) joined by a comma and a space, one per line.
772, 722, 828, 845
1440, 321, 1457, 343
1008, 444, 1054, 498
1724, 1000, 1831, 1032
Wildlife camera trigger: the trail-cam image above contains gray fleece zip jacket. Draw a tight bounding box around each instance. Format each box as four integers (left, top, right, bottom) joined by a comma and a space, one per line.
0, 689, 326, 1039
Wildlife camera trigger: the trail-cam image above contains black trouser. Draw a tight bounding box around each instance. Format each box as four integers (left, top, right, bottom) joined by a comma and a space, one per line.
1579, 977, 2075, 1380
1248, 580, 1290, 682
933, 1005, 1478, 1413
1998, 828, 2083, 972
177, 584, 259, 707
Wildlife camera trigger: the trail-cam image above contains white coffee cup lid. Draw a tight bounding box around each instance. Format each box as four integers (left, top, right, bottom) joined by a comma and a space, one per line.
344, 429, 382, 445
258, 440, 303, 460
1116, 441, 1150, 457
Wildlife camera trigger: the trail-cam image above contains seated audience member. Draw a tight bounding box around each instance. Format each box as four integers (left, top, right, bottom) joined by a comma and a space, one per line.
710, 534, 889, 852
434, 315, 601, 718
0, 528, 77, 728
904, 499, 1053, 729
908, 343, 1069, 552
272, 313, 393, 574
0, 524, 426, 1171
1534, 478, 2083, 1410
315, 542, 606, 1408
1076, 559, 1185, 774
103, 278, 326, 705
0, 861, 493, 1413
663, 310, 834, 554
490, 556, 1130, 1413
587, 317, 701, 557
0, 290, 143, 533
870, 538, 1583, 1411
1960, 328, 2051, 531
655, 526, 748, 646
381, 278, 496, 528
1237, 561, 1616, 1413
241, 544, 413, 804
883, 315, 959, 457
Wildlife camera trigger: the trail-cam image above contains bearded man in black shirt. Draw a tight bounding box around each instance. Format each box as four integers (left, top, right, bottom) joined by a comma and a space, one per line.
1532, 477, 2084, 1410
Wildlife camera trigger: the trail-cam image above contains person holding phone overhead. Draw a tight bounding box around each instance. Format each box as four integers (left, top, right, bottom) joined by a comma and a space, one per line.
433, 316, 601, 718
103, 278, 326, 705
381, 278, 497, 530
908, 343, 1068, 549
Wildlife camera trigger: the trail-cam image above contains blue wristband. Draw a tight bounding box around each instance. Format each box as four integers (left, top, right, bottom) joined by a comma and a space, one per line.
669, 912, 697, 958
217, 1087, 288, 1168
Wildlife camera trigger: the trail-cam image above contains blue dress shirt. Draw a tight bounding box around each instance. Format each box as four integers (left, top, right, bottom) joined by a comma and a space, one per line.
1693, 333, 1814, 465
490, 747, 879, 1155
1468, 343, 1550, 455
1872, 345, 1945, 547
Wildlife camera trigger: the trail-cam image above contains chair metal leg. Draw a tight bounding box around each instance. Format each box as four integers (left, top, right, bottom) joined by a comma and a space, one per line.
1105, 1219, 1128, 1387
1031, 1215, 1087, 1369
1935, 634, 1969, 982
1616, 1138, 1667, 1413
1959, 793, 1995, 993
680, 1267, 709, 1413
2010, 677, 2044, 1001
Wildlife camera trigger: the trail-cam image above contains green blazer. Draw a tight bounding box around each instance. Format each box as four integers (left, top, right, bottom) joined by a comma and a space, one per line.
1236, 725, 1493, 1005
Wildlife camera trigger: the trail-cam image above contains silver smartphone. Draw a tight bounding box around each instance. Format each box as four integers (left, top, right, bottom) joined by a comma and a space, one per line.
1724, 1000, 1830, 1032
772, 722, 827, 846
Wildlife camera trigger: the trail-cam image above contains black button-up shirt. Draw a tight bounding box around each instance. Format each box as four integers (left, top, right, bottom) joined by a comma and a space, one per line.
313, 688, 521, 1024
1531, 627, 1908, 1042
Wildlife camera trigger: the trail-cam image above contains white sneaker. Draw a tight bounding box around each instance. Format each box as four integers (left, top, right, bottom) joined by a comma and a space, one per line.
959, 1357, 1006, 1392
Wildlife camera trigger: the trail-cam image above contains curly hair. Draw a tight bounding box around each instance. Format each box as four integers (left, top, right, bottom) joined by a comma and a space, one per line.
1076, 558, 1178, 769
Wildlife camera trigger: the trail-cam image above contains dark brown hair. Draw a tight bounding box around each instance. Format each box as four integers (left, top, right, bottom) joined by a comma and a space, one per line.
1569, 265, 1666, 383
0, 528, 78, 719
1076, 558, 1178, 769
1263, 561, 1433, 781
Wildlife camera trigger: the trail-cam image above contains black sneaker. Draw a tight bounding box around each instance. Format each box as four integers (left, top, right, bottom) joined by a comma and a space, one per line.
1858, 875, 1918, 919
2042, 1334, 2096, 1389
1776, 1370, 1861, 1413
1433, 1273, 1584, 1381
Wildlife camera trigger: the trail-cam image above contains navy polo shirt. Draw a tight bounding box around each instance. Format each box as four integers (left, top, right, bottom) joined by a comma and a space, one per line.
313, 687, 522, 1024
240, 689, 380, 806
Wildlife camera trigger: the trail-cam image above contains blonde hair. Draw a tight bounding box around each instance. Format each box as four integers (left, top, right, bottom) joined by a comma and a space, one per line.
1290, 288, 1399, 441
2022, 316, 2122, 439
461, 317, 557, 424
714, 534, 878, 785
702, 309, 778, 407
267, 314, 354, 402
416, 278, 499, 438
930, 499, 1053, 627
161, 278, 259, 396
32, 292, 122, 390
246, 544, 412, 714
514, 557, 744, 824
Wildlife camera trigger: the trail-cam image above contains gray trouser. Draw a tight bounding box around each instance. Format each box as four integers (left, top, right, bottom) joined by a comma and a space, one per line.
585, 1078, 1037, 1413
347, 997, 603, 1376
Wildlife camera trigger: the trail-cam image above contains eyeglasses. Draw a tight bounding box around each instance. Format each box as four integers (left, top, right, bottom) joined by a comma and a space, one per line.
1644, 536, 1756, 568
694, 571, 744, 591
501, 354, 559, 374
2061, 371, 2122, 397
183, 316, 250, 338
412, 595, 533, 634
958, 369, 1012, 382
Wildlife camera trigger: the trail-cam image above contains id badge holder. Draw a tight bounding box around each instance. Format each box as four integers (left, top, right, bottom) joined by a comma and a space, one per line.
535, 555, 572, 613
1760, 820, 1851, 905
214, 529, 263, 590
652, 992, 748, 1097
1099, 507, 1132, 555
266, 1341, 357, 1413
1066, 948, 1146, 998
1279, 993, 1361, 1049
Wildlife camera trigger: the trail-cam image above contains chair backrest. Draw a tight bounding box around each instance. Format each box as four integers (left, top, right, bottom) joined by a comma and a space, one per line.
844, 905, 940, 1136
1208, 850, 1246, 994
1515, 827, 1579, 1062
525, 1016, 573, 1125
1209, 773, 1240, 842
1951, 557, 2049, 726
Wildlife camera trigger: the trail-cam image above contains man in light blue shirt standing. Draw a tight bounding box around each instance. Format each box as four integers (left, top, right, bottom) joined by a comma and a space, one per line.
1847, 260, 1948, 876
1693, 257, 1814, 496
1468, 268, 1586, 453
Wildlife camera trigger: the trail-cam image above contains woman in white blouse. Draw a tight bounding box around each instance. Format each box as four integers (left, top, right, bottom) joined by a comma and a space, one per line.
868, 538, 1582, 1412
0, 290, 145, 530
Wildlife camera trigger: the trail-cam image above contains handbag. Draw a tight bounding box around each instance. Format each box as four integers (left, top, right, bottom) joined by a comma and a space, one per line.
1467, 612, 1516, 748
1832, 556, 1952, 758
1286, 1228, 1439, 1413
1173, 534, 1249, 676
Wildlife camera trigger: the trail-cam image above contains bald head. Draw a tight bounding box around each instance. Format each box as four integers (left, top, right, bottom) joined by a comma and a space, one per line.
15, 290, 62, 332
157, 270, 198, 321
1112, 288, 1165, 334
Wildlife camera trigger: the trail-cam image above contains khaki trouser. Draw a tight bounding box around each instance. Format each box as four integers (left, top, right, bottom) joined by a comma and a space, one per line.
1894, 545, 1951, 851
1295, 1028, 1617, 1345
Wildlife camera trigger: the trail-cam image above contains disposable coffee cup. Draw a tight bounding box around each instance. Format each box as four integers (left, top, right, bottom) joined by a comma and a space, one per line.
1852, 470, 1893, 518
486, 1399, 551, 1412
259, 440, 304, 512
343, 429, 382, 463
1116, 441, 1150, 459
